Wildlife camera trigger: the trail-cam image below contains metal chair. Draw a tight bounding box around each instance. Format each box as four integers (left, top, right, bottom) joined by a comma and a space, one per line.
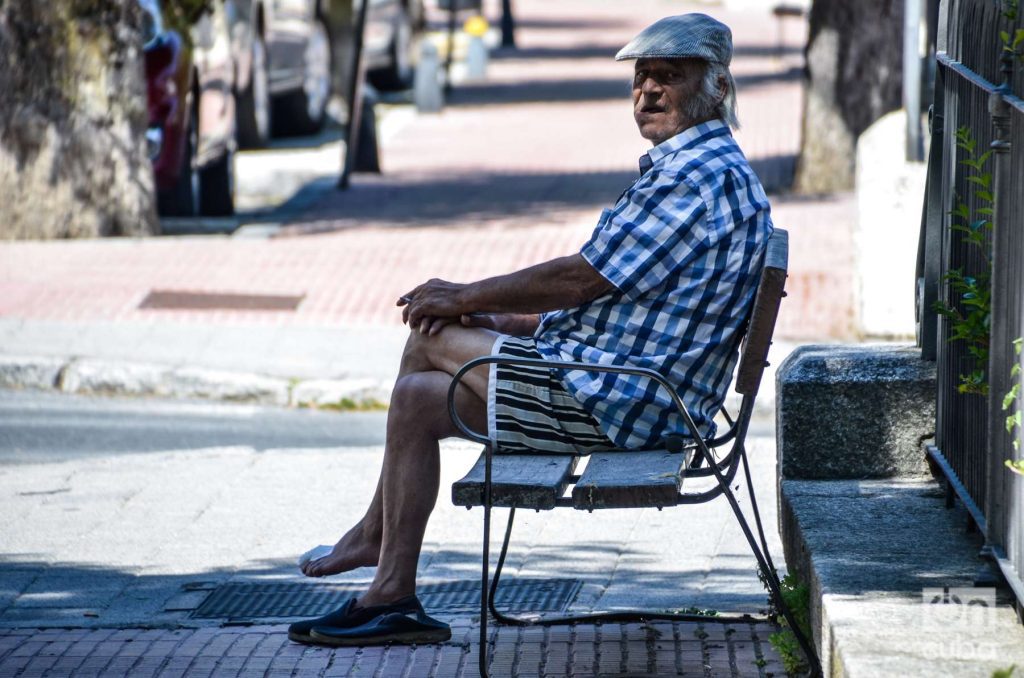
446, 229, 821, 677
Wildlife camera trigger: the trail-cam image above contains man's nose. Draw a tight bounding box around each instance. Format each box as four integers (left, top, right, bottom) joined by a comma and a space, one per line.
641, 75, 663, 96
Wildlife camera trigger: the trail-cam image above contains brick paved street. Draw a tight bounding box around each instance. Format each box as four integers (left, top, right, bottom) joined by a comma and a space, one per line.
0, 622, 785, 677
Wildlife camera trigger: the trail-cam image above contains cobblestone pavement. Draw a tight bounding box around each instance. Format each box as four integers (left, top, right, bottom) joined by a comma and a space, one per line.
0, 622, 784, 677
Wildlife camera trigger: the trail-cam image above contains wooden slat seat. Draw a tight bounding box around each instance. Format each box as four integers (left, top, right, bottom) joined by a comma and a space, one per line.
571, 449, 692, 510
452, 454, 579, 510
453, 448, 694, 512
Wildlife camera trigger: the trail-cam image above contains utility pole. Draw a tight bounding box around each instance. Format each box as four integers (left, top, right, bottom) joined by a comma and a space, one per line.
339, 0, 376, 189
500, 0, 515, 48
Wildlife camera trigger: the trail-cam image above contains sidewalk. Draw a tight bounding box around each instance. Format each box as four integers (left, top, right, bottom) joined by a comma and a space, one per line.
0, 1, 836, 675
0, 0, 850, 394
0, 432, 786, 675
0, 0, 851, 414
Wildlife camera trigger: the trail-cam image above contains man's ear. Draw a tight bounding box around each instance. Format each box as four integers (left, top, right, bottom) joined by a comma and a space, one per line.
716, 75, 728, 105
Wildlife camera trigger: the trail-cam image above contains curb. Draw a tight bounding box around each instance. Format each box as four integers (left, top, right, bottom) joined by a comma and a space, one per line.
0, 354, 392, 410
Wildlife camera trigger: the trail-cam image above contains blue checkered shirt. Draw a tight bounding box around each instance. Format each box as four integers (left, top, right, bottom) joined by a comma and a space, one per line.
534, 119, 773, 449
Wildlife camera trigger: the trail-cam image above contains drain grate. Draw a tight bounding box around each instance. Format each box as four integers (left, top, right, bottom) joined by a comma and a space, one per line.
191, 578, 582, 620
139, 290, 304, 311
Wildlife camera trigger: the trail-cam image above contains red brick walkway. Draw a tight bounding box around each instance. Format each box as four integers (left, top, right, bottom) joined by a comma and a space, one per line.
0, 620, 784, 677
0, 0, 852, 340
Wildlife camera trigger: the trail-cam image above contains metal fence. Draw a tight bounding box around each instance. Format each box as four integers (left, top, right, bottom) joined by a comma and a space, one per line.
917, 0, 1024, 611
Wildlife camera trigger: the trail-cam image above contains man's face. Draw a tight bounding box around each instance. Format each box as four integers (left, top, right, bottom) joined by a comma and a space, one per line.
632, 58, 706, 146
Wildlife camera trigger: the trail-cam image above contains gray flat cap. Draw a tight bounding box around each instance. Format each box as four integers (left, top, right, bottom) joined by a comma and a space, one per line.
615, 14, 732, 65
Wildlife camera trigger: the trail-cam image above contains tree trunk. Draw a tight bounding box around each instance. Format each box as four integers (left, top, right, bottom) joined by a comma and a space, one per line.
794, 0, 905, 193
0, 1, 157, 239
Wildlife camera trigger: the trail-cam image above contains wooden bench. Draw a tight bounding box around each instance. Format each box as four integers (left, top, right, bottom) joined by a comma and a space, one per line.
445, 229, 821, 677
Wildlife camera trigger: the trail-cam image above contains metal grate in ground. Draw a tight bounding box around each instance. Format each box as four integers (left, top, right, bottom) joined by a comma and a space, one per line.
191, 578, 582, 619
139, 290, 305, 311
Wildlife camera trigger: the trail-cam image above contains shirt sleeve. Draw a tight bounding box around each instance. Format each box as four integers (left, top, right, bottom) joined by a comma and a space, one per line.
580, 173, 710, 301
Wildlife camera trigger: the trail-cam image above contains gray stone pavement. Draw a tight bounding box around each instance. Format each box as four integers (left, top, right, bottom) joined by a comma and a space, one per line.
0, 394, 786, 675
782, 479, 1024, 678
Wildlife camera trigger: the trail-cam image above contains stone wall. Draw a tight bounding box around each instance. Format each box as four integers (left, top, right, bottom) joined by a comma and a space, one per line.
0, 1, 157, 239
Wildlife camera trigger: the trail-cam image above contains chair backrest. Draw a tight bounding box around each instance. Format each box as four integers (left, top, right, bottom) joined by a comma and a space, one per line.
734, 228, 788, 397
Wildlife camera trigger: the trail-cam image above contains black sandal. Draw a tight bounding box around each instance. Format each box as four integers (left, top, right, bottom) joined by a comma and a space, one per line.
287, 595, 423, 644
309, 607, 451, 647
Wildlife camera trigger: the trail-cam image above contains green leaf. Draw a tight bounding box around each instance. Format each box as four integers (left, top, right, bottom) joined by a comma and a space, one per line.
977, 189, 995, 202
1005, 411, 1021, 433
992, 663, 1017, 678
967, 174, 992, 189
951, 203, 971, 220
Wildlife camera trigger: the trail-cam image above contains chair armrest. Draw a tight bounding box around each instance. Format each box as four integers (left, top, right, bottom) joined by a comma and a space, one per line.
445, 354, 705, 449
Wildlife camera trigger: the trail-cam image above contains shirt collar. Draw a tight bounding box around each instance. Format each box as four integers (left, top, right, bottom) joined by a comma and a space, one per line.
638, 118, 731, 174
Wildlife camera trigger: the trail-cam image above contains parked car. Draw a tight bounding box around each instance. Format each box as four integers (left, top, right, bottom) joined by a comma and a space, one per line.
363, 0, 426, 92
228, 0, 423, 148
141, 0, 237, 217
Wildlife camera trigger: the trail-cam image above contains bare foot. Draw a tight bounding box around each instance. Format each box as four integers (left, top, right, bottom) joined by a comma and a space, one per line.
301, 524, 381, 577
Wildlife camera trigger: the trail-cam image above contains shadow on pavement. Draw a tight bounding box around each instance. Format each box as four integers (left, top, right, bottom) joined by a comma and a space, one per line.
282, 169, 639, 235
490, 43, 804, 62
0, 543, 772, 626
283, 155, 797, 235
449, 66, 803, 107
750, 153, 797, 195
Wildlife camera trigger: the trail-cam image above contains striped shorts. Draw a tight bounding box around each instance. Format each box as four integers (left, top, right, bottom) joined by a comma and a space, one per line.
486, 335, 616, 454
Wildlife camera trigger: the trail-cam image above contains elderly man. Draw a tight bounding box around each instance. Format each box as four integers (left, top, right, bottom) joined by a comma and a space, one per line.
290, 13, 772, 646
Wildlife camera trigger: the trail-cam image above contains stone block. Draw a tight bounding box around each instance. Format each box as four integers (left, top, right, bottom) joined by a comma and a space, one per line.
165, 367, 289, 406
0, 356, 65, 390
59, 359, 289, 406
290, 378, 390, 409
776, 344, 935, 479
60, 359, 170, 397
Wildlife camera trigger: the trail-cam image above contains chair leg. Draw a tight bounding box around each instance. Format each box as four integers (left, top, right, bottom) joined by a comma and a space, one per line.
478, 444, 493, 678
488, 507, 517, 623
713, 446, 822, 677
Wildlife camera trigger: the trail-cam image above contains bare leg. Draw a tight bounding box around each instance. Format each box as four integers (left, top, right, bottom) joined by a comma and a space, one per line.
303, 325, 497, 578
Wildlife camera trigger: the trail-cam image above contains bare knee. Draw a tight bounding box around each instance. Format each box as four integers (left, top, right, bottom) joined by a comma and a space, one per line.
389, 372, 452, 439
399, 328, 441, 375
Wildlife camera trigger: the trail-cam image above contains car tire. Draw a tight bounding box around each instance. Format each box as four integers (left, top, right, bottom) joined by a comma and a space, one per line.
198, 149, 235, 216
236, 30, 272, 148
368, 4, 415, 92
274, 16, 331, 136
156, 107, 199, 217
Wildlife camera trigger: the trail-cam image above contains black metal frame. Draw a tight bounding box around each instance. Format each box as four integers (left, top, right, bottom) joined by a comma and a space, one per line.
446, 356, 823, 677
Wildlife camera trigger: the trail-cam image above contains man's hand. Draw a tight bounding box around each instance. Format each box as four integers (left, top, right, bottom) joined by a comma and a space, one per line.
397, 255, 612, 335
461, 313, 540, 336
398, 278, 469, 333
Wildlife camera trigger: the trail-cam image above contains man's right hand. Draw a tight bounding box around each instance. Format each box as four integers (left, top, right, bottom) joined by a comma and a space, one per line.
461, 313, 540, 336
410, 313, 505, 337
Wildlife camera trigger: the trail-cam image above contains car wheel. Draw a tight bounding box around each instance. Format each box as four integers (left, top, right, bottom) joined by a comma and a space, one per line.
274, 16, 331, 136
198, 148, 235, 216
368, 5, 415, 92
156, 106, 199, 217
236, 30, 272, 148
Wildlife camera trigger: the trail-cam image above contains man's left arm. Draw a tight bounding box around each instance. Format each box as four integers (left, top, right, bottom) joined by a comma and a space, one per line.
399, 254, 613, 334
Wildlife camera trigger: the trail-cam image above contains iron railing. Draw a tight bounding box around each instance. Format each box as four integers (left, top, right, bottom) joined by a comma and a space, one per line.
918, 0, 1024, 611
